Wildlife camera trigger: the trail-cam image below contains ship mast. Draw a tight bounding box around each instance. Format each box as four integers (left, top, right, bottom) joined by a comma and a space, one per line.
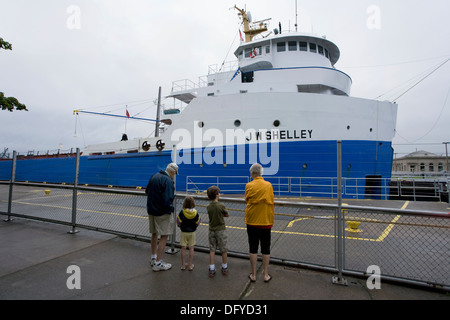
234, 5, 268, 42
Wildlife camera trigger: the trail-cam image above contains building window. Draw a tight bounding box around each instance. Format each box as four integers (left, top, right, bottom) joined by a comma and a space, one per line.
438, 163, 443, 172
429, 163, 434, 172
277, 42, 286, 52
420, 163, 425, 171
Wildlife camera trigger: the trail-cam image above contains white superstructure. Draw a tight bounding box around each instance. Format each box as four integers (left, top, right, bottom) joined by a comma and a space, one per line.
84, 6, 397, 158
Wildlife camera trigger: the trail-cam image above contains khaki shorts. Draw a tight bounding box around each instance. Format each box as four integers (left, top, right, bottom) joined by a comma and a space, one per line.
180, 232, 196, 247
209, 229, 228, 253
148, 214, 174, 236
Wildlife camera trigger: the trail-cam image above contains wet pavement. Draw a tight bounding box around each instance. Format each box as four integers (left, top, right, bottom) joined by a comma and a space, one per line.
1, 217, 448, 309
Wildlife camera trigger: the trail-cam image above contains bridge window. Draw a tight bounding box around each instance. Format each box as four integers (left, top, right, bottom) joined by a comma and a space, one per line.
309, 43, 317, 53
244, 47, 262, 58
299, 41, 307, 51
318, 45, 324, 55
288, 41, 297, 51
277, 42, 286, 52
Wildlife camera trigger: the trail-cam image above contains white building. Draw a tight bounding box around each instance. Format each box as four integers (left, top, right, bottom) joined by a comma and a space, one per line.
393, 150, 448, 173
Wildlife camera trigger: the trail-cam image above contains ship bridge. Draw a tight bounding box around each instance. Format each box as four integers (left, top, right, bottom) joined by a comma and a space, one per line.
234, 33, 340, 72
233, 32, 351, 96
168, 8, 351, 102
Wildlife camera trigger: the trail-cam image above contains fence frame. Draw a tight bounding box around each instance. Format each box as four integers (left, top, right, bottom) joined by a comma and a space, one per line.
1, 146, 449, 292
1, 180, 449, 291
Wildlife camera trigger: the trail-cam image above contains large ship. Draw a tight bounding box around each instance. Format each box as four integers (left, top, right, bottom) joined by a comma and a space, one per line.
1, 7, 398, 198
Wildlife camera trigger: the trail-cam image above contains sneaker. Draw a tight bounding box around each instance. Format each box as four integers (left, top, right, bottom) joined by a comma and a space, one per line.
150, 258, 156, 267
152, 260, 172, 272
209, 268, 216, 278
221, 267, 228, 276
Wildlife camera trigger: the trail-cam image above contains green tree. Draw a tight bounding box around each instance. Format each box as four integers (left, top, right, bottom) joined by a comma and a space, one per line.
1, 37, 28, 112
0, 38, 12, 50
1, 92, 28, 111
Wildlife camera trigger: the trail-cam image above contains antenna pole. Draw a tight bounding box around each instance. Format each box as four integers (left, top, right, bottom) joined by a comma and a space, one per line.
295, 0, 298, 32
155, 86, 162, 137
234, 5, 268, 42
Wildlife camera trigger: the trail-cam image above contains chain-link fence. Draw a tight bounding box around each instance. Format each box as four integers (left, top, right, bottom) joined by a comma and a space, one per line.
1, 181, 449, 291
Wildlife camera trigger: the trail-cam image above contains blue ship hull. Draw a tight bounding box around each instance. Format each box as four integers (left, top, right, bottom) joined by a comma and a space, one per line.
0, 140, 393, 199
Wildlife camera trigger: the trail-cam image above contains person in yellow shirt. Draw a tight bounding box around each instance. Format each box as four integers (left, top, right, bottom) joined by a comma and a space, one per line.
245, 163, 274, 282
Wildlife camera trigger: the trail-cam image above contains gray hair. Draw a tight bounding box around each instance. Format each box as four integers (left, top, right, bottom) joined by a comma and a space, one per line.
166, 163, 179, 175
249, 163, 263, 176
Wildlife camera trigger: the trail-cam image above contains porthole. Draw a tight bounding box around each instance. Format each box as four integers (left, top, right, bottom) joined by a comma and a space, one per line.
234, 120, 241, 127
198, 121, 204, 128
273, 120, 281, 127
347, 125, 350, 130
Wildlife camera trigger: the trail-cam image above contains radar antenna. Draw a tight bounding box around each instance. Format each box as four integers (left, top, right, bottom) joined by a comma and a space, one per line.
234, 5, 269, 42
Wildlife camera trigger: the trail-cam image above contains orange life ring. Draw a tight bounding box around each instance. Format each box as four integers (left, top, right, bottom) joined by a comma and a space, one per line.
249, 49, 257, 58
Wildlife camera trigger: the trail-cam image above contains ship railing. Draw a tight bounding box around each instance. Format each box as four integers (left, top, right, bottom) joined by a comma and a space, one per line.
186, 175, 449, 202
171, 61, 239, 94
171, 78, 200, 93
208, 61, 239, 75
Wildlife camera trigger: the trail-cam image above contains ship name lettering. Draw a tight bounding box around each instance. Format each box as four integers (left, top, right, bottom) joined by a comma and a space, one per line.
265, 129, 312, 140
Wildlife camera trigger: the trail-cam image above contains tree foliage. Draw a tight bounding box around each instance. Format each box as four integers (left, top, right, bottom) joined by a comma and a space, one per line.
0, 37, 13, 51
1, 92, 28, 111
1, 37, 28, 112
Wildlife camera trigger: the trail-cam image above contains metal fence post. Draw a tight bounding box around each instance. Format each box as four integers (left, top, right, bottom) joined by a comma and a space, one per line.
447, 177, 450, 204
332, 140, 347, 285
4, 151, 17, 222
69, 148, 80, 234
166, 144, 179, 254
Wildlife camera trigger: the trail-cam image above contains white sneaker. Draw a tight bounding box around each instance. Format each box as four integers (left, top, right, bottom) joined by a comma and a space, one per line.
152, 260, 172, 272
150, 258, 156, 267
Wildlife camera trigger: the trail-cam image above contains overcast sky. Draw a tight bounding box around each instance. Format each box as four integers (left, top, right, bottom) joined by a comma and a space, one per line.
1, 0, 449, 157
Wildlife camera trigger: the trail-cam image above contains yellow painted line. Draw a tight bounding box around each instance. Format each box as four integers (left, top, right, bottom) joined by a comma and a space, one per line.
12, 200, 147, 219
19, 190, 85, 202
287, 217, 310, 227
375, 201, 408, 242
10, 198, 410, 242
200, 222, 376, 241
